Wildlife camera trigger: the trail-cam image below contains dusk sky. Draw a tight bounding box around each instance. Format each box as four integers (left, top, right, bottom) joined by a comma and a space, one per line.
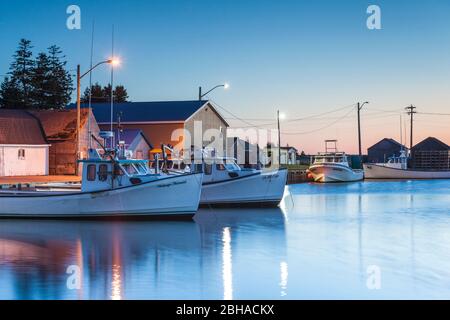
1, 0, 450, 154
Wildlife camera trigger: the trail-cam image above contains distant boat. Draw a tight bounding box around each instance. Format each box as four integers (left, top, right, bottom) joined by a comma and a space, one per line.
0, 148, 203, 218
307, 140, 364, 183
364, 150, 450, 179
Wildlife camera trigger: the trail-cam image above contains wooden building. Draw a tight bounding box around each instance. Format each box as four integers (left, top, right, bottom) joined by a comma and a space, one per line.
30, 109, 100, 175
411, 137, 450, 170
71, 100, 229, 156
0, 110, 49, 176
114, 129, 153, 159
367, 138, 408, 163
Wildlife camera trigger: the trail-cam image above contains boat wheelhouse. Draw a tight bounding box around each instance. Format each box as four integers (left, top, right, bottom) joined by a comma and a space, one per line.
307, 140, 364, 183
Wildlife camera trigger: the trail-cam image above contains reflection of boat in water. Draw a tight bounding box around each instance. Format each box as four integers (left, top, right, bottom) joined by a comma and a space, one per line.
0, 147, 203, 218
307, 140, 363, 183
364, 150, 450, 179
0, 208, 287, 300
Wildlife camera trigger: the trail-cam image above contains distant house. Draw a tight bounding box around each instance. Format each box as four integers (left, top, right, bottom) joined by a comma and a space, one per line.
411, 137, 450, 170
69, 100, 229, 156
367, 138, 408, 163
263, 145, 298, 165
31, 109, 100, 175
280, 146, 298, 165
115, 129, 153, 159
0, 110, 49, 176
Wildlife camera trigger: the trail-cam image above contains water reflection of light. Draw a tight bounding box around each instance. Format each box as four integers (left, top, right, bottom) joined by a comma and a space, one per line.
76, 239, 84, 300
279, 261, 288, 297
111, 264, 122, 300
111, 228, 123, 300
222, 227, 233, 300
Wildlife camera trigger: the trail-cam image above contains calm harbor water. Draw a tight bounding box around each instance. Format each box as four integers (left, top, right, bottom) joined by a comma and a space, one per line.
1, 180, 450, 300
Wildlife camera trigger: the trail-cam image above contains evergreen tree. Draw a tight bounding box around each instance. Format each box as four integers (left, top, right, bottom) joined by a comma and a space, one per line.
31, 52, 52, 109
114, 85, 129, 103
0, 77, 21, 108
82, 83, 129, 103
0, 39, 34, 108
45, 45, 74, 109
0, 40, 73, 109
81, 82, 104, 103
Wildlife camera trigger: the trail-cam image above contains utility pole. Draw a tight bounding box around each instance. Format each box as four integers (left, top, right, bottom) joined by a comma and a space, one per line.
277, 110, 281, 166
405, 105, 417, 150
198, 87, 202, 101
357, 102, 369, 165
76, 65, 81, 176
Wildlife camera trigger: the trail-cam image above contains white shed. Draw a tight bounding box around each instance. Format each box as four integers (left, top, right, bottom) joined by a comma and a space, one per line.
0, 110, 50, 176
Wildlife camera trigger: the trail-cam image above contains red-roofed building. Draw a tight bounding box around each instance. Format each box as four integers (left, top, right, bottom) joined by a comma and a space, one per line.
30, 109, 101, 175
0, 110, 50, 176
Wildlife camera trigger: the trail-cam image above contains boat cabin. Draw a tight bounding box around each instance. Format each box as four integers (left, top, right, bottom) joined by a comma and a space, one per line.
80, 149, 156, 192
384, 150, 408, 169
313, 153, 350, 166
201, 157, 248, 183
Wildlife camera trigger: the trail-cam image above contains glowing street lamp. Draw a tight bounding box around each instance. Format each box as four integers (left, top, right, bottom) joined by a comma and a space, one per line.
198, 83, 230, 100
76, 58, 118, 173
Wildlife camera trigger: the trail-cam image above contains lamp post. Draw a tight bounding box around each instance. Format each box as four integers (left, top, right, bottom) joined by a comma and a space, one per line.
199, 83, 229, 100
76, 59, 118, 173
357, 101, 369, 160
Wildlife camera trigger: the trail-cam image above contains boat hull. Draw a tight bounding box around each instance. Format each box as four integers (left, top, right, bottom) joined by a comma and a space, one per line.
200, 169, 287, 206
364, 164, 450, 179
0, 173, 203, 218
308, 164, 364, 183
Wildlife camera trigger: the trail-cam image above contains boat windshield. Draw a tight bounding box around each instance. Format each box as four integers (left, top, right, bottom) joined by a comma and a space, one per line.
121, 164, 139, 176
224, 161, 241, 171
315, 156, 346, 163
216, 159, 241, 171
133, 162, 149, 175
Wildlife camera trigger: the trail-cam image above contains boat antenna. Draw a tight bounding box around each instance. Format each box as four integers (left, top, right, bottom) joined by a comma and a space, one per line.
110, 24, 115, 149
88, 20, 95, 150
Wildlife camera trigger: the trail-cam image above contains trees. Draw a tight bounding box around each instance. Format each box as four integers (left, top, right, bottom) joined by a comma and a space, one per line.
0, 40, 74, 109
0, 39, 34, 108
81, 83, 129, 103
44, 45, 74, 109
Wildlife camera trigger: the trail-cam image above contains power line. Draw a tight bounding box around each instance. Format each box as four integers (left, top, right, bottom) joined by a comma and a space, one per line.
281, 106, 356, 135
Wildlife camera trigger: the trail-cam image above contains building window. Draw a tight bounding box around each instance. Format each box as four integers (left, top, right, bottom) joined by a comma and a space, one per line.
18, 149, 25, 160
98, 164, 108, 182
87, 165, 96, 181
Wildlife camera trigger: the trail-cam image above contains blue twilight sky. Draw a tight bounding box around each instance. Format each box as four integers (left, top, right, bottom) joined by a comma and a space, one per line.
1, 0, 450, 153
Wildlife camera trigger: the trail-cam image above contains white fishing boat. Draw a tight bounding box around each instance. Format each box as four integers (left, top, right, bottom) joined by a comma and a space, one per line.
364, 150, 450, 179
165, 148, 287, 207
307, 140, 364, 183
199, 157, 287, 207
0, 148, 203, 218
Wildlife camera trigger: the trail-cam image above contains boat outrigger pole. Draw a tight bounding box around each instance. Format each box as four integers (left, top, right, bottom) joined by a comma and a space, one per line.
91, 134, 117, 189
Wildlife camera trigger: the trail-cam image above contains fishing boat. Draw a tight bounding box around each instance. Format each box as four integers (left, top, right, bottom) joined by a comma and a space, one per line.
364, 150, 450, 179
307, 140, 364, 183
0, 144, 203, 218
164, 148, 287, 207
199, 156, 287, 207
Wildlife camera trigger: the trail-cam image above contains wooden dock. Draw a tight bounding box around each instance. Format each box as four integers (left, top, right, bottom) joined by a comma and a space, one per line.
0, 175, 81, 185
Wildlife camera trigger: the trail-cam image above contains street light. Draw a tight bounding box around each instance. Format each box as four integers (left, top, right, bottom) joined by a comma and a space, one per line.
198, 83, 229, 100
357, 101, 369, 161
76, 58, 118, 173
